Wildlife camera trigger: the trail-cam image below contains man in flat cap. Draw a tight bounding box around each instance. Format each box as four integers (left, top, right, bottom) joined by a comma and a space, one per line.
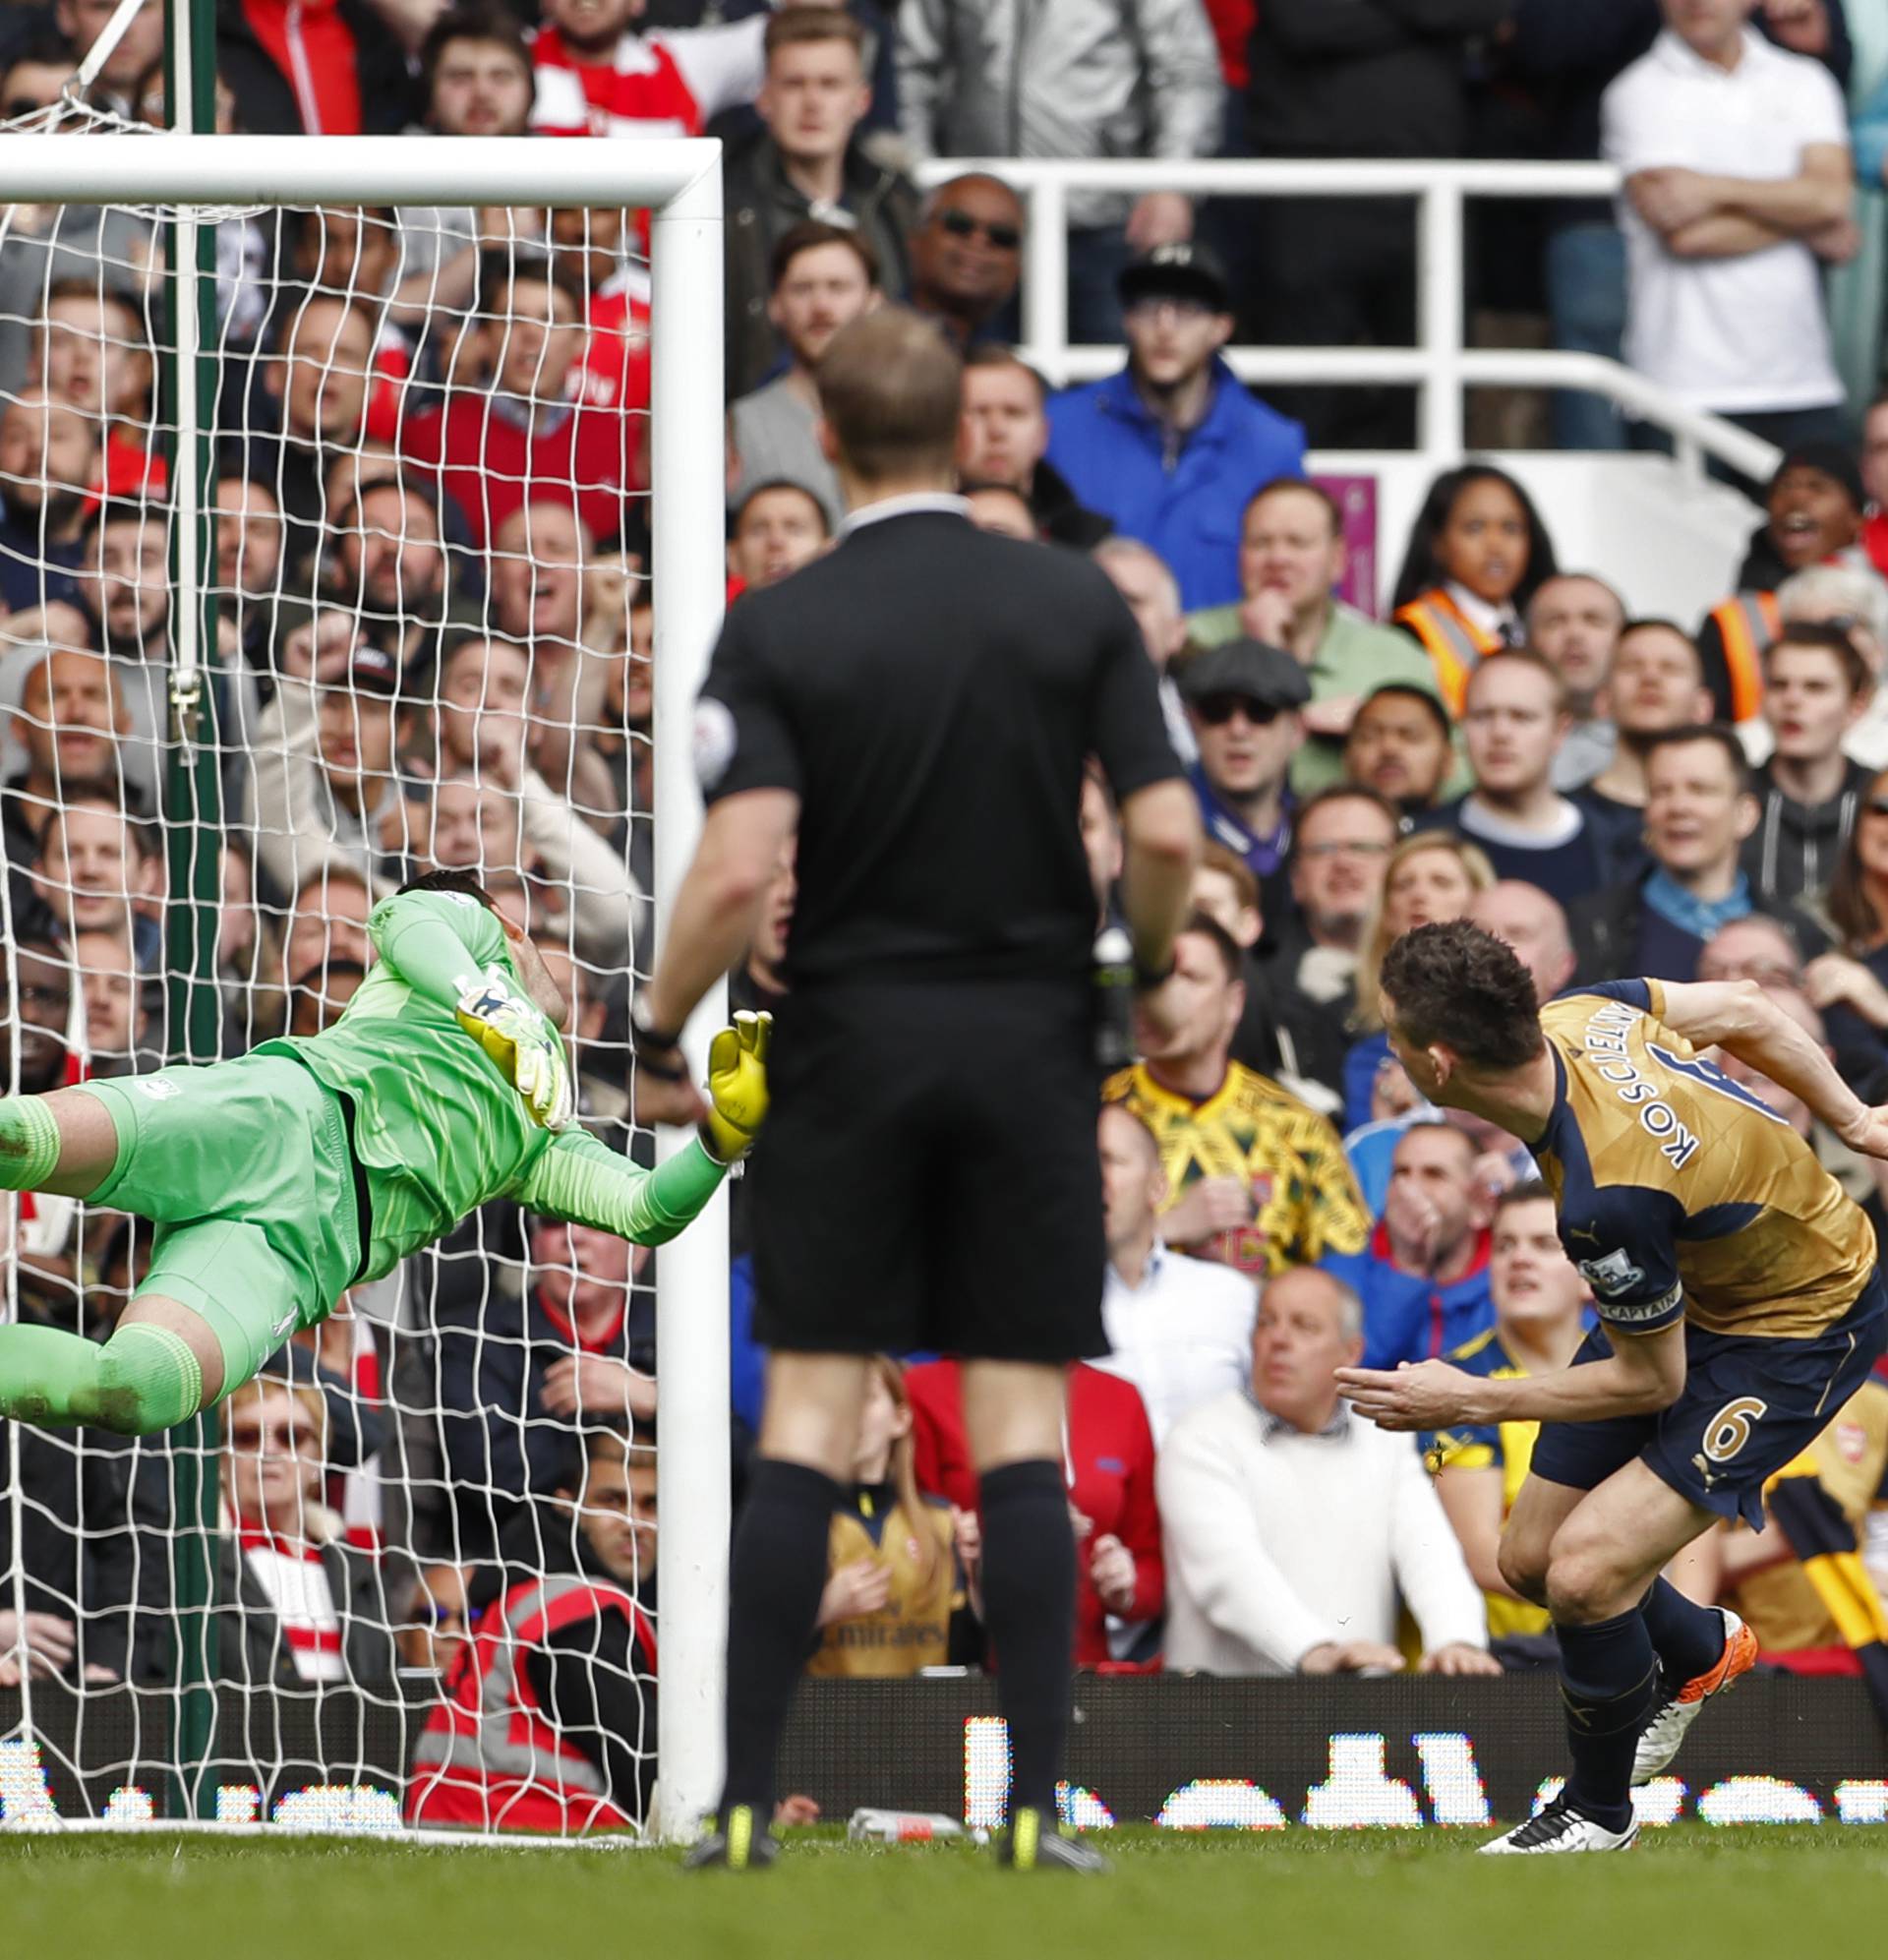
1179, 636, 1310, 918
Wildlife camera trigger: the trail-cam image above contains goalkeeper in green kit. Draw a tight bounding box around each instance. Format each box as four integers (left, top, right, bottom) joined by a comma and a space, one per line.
0, 870, 769, 1436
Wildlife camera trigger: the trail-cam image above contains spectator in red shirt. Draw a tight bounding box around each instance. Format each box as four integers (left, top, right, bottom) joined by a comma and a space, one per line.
214, 0, 415, 136
904, 1357, 1164, 1667
530, 0, 770, 141
546, 205, 652, 421
400, 259, 641, 552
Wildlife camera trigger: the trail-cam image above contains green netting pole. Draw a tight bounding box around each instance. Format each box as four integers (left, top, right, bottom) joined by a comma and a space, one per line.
159, 0, 224, 1820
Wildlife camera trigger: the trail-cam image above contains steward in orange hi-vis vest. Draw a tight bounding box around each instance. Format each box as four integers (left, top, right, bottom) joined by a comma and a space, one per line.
1393, 587, 1504, 721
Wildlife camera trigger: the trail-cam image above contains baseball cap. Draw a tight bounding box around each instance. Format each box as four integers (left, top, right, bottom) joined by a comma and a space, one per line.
1118, 241, 1231, 315
346, 642, 400, 696
1176, 637, 1310, 711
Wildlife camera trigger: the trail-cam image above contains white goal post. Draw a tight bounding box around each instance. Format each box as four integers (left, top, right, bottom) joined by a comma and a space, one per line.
0, 132, 729, 1843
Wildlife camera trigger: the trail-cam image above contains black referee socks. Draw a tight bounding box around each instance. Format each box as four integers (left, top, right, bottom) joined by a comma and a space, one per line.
719, 1456, 843, 1824
979, 1457, 1078, 1821
1555, 1608, 1661, 1832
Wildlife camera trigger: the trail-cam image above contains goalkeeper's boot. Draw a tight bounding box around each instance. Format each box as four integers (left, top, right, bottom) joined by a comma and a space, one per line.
1478, 1795, 1638, 1856
682, 1806, 779, 1872
997, 1807, 1110, 1874
1632, 1607, 1758, 1785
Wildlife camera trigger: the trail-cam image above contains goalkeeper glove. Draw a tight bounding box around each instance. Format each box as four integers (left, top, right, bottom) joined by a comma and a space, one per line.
701, 1010, 772, 1164
456, 968, 575, 1133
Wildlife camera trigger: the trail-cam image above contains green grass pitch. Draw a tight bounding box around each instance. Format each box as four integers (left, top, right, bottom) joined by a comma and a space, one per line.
5, 1826, 1885, 1959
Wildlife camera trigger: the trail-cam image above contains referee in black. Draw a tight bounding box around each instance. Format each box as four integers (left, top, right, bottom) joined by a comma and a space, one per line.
634, 306, 1201, 1871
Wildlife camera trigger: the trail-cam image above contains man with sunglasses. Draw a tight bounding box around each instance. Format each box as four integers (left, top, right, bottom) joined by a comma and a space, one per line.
910, 176, 1027, 349
1178, 637, 1310, 913
1045, 243, 1306, 611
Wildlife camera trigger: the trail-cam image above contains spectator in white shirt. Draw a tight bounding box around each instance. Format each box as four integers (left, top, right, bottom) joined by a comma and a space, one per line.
1093, 1101, 1256, 1445
1603, 0, 1856, 459
1158, 1265, 1496, 1678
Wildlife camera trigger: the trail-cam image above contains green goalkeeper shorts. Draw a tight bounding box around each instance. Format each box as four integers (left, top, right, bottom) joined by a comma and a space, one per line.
79, 1051, 368, 1395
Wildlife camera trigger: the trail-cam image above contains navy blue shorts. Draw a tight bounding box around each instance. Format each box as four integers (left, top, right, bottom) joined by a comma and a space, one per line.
1528, 1271, 1888, 1529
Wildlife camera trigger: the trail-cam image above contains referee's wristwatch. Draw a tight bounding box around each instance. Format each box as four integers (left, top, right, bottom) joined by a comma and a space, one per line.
630, 997, 690, 1083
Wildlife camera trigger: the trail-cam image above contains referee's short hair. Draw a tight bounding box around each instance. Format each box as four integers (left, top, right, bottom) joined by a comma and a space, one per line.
816, 307, 963, 486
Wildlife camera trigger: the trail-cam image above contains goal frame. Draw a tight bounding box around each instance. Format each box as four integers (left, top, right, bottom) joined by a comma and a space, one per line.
0, 133, 731, 1843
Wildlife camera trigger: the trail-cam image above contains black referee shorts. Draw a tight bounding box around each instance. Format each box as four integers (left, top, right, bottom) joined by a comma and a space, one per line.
747, 978, 1105, 1363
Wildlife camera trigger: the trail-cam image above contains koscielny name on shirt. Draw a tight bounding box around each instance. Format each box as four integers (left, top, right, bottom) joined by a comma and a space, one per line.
1581, 1001, 1699, 1170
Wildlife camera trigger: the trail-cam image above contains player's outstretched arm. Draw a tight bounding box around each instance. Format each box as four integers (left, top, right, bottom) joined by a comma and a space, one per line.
1656, 978, 1886, 1156
509, 1013, 773, 1243
517, 1124, 728, 1246
1339, 1321, 1686, 1431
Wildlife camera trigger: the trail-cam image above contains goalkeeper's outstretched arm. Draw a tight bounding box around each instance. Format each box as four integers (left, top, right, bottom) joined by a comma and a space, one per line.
508, 1010, 773, 1239
514, 1125, 728, 1245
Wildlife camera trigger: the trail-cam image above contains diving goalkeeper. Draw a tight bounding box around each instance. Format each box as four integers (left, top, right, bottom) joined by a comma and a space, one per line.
0, 870, 769, 1436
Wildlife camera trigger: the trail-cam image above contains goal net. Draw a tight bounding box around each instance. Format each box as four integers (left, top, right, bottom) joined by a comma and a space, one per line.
0, 96, 729, 1842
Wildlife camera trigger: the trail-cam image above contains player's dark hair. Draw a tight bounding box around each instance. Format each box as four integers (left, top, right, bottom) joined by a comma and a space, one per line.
399, 865, 497, 911
1642, 722, 1751, 799
1494, 1176, 1554, 1218
1379, 920, 1545, 1071
1176, 908, 1243, 984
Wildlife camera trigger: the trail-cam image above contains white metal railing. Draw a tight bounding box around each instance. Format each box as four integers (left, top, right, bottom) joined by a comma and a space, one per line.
915, 157, 1783, 485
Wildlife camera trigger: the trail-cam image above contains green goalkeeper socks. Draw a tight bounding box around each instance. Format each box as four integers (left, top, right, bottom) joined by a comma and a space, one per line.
0, 1322, 204, 1435
0, 1096, 62, 1190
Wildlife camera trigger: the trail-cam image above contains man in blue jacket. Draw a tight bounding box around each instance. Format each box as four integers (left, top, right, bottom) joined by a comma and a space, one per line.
1045, 243, 1305, 611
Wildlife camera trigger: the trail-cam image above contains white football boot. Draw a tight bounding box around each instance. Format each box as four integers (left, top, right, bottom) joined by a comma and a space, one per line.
1633, 1608, 1759, 1785
1479, 1795, 1639, 1856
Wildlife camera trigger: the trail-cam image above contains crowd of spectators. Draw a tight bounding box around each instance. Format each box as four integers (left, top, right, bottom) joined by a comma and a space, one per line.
5, 0, 1888, 1833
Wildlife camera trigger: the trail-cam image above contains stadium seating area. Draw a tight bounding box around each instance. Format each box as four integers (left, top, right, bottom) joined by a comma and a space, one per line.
2, 0, 1888, 1834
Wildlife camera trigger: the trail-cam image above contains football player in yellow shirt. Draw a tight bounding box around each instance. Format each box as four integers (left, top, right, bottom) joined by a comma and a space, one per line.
1342, 918, 1888, 1854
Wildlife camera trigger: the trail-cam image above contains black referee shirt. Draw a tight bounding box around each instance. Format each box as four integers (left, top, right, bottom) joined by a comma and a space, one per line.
695, 499, 1183, 987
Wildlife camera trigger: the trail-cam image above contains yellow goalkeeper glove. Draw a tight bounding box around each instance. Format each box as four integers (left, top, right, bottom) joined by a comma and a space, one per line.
702, 1010, 772, 1164
456, 969, 575, 1133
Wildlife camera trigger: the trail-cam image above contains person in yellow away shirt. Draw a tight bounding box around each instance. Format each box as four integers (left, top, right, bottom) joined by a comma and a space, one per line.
1105, 912, 1369, 1278
807, 1357, 980, 1678
1717, 1377, 1888, 1722
1426, 1179, 1589, 1649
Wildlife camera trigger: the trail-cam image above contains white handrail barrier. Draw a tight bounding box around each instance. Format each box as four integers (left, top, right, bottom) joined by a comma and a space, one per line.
915, 157, 1783, 486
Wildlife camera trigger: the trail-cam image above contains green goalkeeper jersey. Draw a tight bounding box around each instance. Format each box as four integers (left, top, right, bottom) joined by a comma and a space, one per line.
258, 888, 723, 1275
